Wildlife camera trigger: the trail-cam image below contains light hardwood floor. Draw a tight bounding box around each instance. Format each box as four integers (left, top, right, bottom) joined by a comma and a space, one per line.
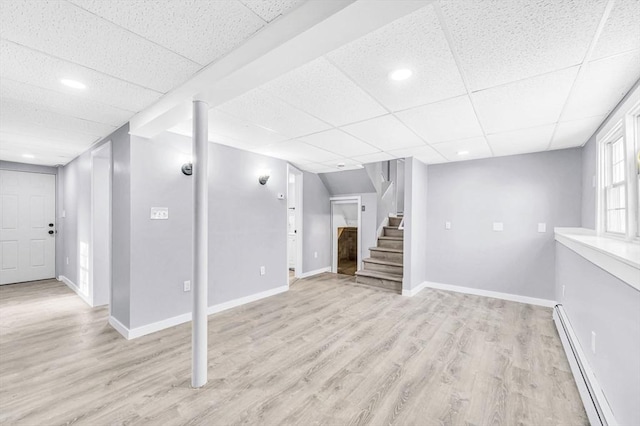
0, 274, 587, 425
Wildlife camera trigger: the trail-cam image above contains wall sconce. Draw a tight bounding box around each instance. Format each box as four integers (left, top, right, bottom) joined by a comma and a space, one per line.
182, 163, 193, 176
258, 169, 271, 185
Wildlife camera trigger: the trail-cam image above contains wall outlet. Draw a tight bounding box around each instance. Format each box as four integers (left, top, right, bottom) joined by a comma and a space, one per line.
66, 257, 69, 265
150, 207, 169, 220
492, 222, 504, 232
277, 193, 285, 200
591, 331, 596, 354
62, 210, 66, 218
183, 280, 191, 292
314, 251, 318, 259
445, 221, 451, 230
538, 223, 547, 233
592, 175, 596, 188
260, 266, 266, 276
562, 285, 566, 297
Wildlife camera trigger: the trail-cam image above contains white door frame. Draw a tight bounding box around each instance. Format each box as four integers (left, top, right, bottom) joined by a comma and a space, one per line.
287, 165, 304, 281
90, 142, 112, 309
330, 196, 362, 274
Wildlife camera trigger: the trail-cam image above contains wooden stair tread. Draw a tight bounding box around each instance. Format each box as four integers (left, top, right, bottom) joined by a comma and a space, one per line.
370, 247, 403, 253
355, 270, 403, 282
378, 236, 403, 241
363, 257, 403, 267
383, 226, 402, 230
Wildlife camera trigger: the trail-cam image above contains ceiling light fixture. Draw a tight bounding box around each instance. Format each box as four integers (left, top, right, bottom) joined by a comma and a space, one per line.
60, 79, 86, 89
389, 68, 413, 81
22, 153, 35, 159
457, 150, 469, 156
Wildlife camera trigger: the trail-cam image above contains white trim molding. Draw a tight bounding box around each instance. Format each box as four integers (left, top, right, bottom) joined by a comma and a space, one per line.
58, 275, 93, 307
298, 266, 331, 279
109, 285, 289, 340
422, 281, 556, 307
554, 305, 617, 426
402, 281, 427, 297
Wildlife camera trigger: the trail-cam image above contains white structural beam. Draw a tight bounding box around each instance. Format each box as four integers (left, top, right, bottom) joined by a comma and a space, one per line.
191, 99, 209, 388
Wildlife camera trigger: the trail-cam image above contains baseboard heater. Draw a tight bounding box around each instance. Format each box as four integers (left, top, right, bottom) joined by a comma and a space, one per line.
553, 304, 617, 426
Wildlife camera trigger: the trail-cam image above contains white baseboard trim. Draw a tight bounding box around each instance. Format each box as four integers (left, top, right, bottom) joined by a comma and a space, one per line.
402, 281, 427, 297
298, 266, 331, 279
553, 305, 616, 426
110, 284, 289, 340
423, 281, 556, 307
58, 275, 93, 307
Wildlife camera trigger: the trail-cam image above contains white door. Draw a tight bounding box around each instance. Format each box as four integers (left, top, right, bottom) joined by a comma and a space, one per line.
0, 170, 56, 285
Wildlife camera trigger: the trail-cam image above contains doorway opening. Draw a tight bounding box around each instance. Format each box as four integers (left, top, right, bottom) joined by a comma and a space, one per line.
331, 197, 361, 276
287, 165, 303, 285
90, 142, 111, 307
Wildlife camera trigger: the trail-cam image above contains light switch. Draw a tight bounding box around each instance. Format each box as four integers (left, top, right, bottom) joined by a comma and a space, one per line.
538, 223, 547, 233
150, 207, 169, 220
445, 221, 451, 230
592, 175, 596, 188
493, 222, 504, 232
260, 266, 266, 276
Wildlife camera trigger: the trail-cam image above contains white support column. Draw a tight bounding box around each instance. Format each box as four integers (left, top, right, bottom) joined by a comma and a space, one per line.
192, 99, 209, 388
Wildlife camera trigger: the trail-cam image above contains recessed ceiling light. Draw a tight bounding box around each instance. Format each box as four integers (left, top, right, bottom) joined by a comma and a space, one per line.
389, 69, 413, 81
457, 150, 469, 156
60, 78, 86, 89
22, 153, 35, 159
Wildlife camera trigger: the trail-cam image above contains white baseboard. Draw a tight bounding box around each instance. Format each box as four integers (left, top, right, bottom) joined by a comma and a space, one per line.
298, 266, 331, 279
109, 284, 289, 340
422, 281, 556, 307
553, 305, 616, 426
58, 275, 93, 307
402, 281, 427, 297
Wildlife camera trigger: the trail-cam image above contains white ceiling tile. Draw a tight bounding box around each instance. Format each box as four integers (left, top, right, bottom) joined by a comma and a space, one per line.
1, 98, 115, 137
319, 158, 365, 172
439, 0, 607, 90
0, 40, 162, 112
473, 67, 579, 134
341, 115, 425, 151
563, 50, 640, 121
431, 136, 493, 161
255, 140, 341, 164
296, 163, 338, 174
0, 0, 200, 92
299, 129, 379, 158
592, 0, 640, 60
326, 5, 466, 111
262, 57, 387, 126
0, 125, 98, 148
487, 124, 556, 157
69, 0, 266, 66
351, 151, 396, 164
1, 79, 132, 126
551, 116, 606, 149
396, 95, 483, 144
388, 145, 447, 164
218, 89, 331, 138
239, 0, 304, 22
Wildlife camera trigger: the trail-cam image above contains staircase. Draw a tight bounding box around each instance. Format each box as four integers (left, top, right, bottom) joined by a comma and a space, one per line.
355, 215, 403, 293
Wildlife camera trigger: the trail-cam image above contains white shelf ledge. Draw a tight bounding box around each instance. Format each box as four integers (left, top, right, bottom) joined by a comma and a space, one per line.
555, 227, 640, 291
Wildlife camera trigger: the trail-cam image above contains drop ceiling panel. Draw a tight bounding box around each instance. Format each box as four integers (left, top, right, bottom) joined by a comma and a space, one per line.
239, 0, 304, 22
562, 50, 640, 121
262, 57, 387, 126
69, 0, 266, 66
319, 158, 364, 172
591, 0, 640, 59
0, 126, 99, 148
1, 79, 132, 126
0, 0, 200, 92
218, 89, 331, 138
0, 40, 162, 112
341, 115, 425, 151
487, 124, 556, 157
300, 129, 379, 158
388, 145, 447, 164
327, 5, 466, 111
1, 99, 116, 137
473, 67, 579, 134
297, 162, 339, 174
551, 116, 606, 149
255, 140, 341, 164
439, 0, 606, 90
396, 95, 483, 144
431, 136, 492, 161
351, 151, 395, 165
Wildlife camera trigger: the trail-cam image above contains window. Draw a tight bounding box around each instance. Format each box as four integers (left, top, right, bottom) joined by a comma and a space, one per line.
603, 136, 626, 234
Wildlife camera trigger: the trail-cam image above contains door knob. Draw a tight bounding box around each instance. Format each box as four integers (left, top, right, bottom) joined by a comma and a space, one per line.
48, 230, 54, 235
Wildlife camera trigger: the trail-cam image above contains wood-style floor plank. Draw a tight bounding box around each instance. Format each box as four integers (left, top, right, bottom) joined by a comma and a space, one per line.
0, 274, 588, 425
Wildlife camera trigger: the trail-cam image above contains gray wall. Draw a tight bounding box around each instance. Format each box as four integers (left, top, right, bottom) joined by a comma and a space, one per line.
302, 172, 331, 273
403, 158, 428, 291
556, 243, 640, 426
425, 149, 582, 300
124, 132, 288, 328
581, 136, 597, 229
